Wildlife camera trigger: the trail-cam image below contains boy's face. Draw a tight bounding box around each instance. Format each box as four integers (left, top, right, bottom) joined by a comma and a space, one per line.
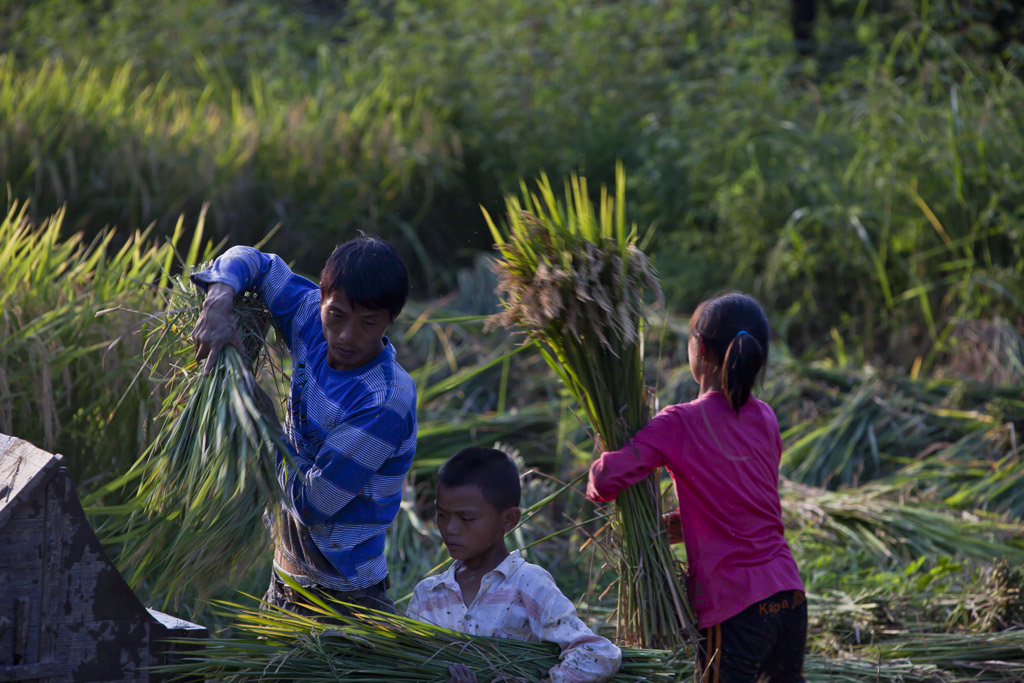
435, 484, 519, 564
320, 289, 393, 371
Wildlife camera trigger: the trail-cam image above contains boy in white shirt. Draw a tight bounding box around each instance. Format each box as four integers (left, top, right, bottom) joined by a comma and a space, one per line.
407, 447, 621, 683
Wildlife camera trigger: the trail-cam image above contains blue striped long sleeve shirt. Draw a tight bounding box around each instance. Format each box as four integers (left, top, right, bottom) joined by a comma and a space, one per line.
192, 246, 417, 590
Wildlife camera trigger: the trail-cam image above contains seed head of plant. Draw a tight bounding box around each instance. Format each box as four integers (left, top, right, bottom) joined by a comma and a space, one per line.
489, 210, 662, 355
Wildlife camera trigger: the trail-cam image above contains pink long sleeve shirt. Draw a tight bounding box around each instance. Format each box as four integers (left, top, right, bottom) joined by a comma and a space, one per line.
587, 391, 803, 628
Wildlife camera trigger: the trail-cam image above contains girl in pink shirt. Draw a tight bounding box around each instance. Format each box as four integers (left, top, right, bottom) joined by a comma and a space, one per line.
587, 293, 805, 683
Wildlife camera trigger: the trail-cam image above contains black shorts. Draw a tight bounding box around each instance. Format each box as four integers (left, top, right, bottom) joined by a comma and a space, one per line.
697, 589, 807, 683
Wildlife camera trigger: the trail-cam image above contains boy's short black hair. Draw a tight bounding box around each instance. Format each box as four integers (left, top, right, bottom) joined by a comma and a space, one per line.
319, 236, 409, 318
437, 447, 521, 511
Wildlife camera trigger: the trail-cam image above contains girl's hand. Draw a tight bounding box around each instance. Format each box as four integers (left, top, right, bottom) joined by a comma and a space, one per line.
662, 509, 683, 544
448, 663, 478, 683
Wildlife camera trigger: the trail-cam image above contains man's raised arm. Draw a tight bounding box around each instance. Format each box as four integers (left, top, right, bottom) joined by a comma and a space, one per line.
190, 246, 321, 372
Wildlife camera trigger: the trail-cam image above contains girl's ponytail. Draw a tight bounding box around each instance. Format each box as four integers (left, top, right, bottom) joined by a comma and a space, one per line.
690, 293, 770, 414
720, 330, 766, 414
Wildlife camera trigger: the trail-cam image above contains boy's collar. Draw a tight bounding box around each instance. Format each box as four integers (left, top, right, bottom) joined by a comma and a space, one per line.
490, 548, 524, 578
463, 548, 523, 580
431, 549, 526, 591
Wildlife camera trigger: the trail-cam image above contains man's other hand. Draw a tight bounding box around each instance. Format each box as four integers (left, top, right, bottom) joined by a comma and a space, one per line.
193, 282, 241, 375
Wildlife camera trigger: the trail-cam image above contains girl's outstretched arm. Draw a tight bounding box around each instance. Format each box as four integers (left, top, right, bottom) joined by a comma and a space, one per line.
586, 439, 665, 502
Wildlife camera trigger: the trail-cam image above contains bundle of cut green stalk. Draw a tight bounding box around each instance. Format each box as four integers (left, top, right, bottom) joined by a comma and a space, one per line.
156, 584, 682, 682
802, 655, 948, 682
90, 272, 288, 610
483, 165, 696, 649
782, 480, 1024, 567
859, 629, 1024, 679
889, 437, 1024, 519
807, 560, 1023, 640
770, 358, 1024, 491
153, 587, 958, 682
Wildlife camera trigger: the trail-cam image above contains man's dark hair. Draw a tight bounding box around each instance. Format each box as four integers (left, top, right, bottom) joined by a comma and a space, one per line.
437, 447, 521, 511
319, 236, 409, 317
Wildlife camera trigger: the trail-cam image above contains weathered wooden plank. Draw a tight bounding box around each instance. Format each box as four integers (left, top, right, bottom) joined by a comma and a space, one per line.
147, 610, 207, 683
1, 478, 45, 670
0, 517, 40, 668
0, 434, 62, 529
61, 619, 150, 682
0, 661, 62, 681
1, 435, 206, 681
38, 474, 64, 680
12, 598, 28, 666
0, 520, 45, 567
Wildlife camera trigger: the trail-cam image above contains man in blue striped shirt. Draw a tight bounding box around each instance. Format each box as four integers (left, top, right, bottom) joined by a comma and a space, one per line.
191, 237, 417, 616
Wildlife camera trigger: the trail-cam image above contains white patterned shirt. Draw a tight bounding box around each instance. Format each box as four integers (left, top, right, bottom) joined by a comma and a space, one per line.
407, 550, 621, 683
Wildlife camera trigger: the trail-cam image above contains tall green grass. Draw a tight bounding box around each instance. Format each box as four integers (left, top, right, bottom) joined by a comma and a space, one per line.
3, 0, 1024, 346
1, 0, 333, 89
641, 40, 1024, 359
0, 54, 461, 278
0, 201, 212, 481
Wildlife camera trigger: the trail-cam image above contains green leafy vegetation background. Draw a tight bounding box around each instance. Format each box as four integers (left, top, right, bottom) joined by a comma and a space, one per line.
2, 0, 1024, 677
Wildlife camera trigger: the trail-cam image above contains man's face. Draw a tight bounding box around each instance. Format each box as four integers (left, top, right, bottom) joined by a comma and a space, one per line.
319, 290, 392, 371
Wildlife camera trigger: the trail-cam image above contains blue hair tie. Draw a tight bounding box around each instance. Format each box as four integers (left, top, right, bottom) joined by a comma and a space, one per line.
737, 330, 750, 338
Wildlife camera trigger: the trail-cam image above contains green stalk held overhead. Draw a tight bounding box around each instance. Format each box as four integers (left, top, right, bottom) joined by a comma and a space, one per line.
484, 165, 697, 649
96, 273, 288, 611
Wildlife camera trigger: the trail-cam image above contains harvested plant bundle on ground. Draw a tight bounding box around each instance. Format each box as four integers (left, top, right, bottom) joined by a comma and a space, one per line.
775, 360, 1024, 492
484, 166, 696, 649
783, 480, 1024, 568
158, 586, 683, 682
158, 587, 986, 682
866, 628, 1024, 678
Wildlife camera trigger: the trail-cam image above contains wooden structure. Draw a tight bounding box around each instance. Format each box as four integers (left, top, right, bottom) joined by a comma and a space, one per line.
0, 434, 206, 682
